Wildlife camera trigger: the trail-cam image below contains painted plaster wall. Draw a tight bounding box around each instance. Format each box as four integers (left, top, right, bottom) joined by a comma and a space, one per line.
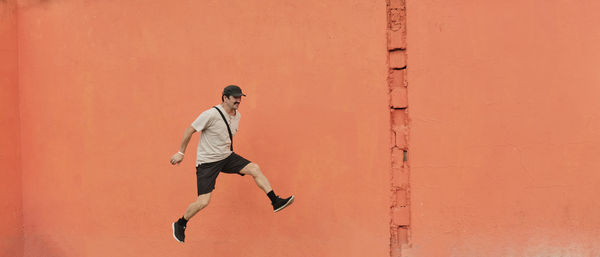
407, 0, 600, 256
17, 1, 389, 256
0, 0, 23, 256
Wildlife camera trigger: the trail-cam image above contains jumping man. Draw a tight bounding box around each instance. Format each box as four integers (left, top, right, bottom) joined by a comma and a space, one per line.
170, 85, 294, 243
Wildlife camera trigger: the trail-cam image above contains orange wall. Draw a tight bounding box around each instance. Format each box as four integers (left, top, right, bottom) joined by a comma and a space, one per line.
17, 1, 389, 257
16, 0, 600, 256
407, 0, 600, 256
0, 1, 23, 256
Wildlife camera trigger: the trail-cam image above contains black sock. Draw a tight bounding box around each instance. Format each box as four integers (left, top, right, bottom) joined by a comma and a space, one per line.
267, 190, 278, 203
177, 216, 188, 226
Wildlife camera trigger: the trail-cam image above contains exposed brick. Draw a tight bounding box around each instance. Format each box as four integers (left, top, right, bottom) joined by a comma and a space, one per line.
389, 0, 405, 9
391, 109, 407, 127
389, 69, 406, 88
389, 50, 406, 69
393, 188, 408, 206
391, 236, 401, 256
389, 8, 403, 31
391, 246, 402, 257
397, 226, 409, 244
395, 129, 407, 149
391, 110, 408, 148
392, 206, 410, 226
390, 225, 409, 257
391, 147, 404, 170
390, 87, 408, 108
388, 28, 407, 50
390, 227, 402, 257
392, 167, 409, 189
388, 0, 409, 252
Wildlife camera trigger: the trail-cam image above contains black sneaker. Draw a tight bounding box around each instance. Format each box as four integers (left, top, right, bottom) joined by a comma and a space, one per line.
172, 222, 186, 243
272, 195, 295, 213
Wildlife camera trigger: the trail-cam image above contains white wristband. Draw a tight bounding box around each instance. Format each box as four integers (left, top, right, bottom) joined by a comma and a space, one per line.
177, 151, 184, 156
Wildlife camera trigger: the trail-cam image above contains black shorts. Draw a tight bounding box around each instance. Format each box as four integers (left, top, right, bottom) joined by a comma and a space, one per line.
196, 153, 251, 195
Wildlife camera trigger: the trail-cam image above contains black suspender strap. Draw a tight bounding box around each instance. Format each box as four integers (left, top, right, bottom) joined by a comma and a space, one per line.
213, 106, 234, 151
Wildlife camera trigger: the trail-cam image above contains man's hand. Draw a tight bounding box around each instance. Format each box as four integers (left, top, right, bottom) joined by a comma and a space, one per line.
171, 126, 196, 166
170, 152, 184, 165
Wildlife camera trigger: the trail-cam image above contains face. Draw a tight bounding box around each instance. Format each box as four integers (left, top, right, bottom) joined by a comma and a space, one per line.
224, 95, 242, 110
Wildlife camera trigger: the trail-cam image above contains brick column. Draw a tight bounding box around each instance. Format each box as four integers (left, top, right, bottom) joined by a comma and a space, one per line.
387, 0, 409, 256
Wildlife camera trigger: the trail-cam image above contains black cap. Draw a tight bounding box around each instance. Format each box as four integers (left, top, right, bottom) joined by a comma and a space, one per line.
222, 85, 246, 97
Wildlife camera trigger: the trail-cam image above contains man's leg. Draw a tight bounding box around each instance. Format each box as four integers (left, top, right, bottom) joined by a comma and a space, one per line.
184, 192, 212, 220
240, 163, 294, 212
240, 163, 272, 193
173, 193, 212, 243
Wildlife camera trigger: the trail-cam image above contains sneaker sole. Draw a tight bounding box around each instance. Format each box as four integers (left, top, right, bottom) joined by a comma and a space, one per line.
172, 223, 184, 243
274, 195, 295, 213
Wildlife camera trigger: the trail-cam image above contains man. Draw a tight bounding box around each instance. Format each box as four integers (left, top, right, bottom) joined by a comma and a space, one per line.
170, 85, 294, 243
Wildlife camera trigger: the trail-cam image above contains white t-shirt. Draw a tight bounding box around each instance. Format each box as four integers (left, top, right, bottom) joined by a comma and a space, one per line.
191, 105, 241, 165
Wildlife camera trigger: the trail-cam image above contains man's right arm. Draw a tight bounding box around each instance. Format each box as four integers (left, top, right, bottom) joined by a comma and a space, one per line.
170, 126, 197, 166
